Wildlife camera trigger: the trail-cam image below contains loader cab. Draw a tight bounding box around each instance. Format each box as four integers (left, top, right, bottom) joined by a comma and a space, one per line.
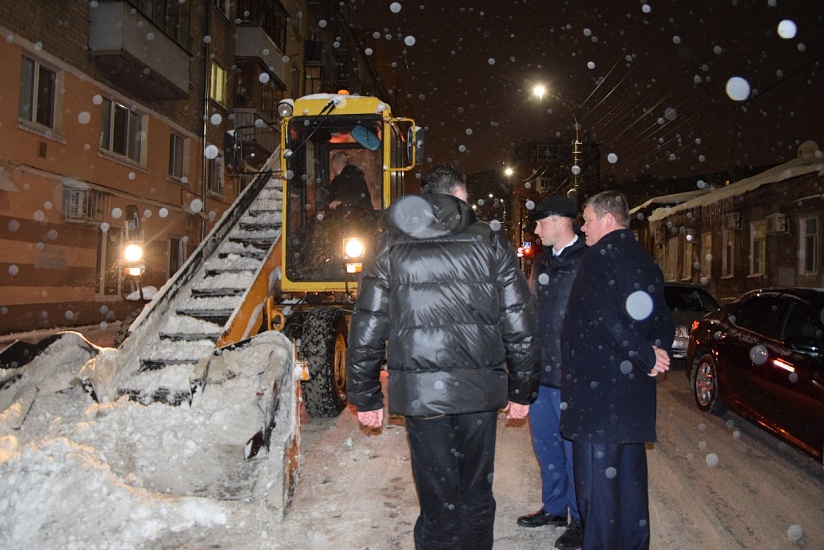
278, 94, 423, 293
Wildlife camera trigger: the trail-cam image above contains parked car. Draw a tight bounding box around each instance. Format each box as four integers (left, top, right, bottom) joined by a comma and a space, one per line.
664, 282, 719, 359
685, 287, 824, 464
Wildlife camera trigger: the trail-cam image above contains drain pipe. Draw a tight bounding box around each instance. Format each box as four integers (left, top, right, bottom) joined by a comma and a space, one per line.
200, 3, 212, 241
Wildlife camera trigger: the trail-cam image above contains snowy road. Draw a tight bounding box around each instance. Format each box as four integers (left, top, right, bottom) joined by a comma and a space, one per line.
159, 367, 824, 550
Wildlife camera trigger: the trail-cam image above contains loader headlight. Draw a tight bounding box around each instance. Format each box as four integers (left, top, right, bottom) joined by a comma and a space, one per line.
277, 99, 294, 118
124, 243, 143, 263
343, 237, 365, 260
343, 237, 365, 274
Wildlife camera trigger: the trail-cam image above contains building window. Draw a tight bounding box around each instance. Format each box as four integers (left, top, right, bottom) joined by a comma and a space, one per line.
749, 221, 766, 275
681, 239, 693, 280
536, 143, 559, 162
169, 133, 187, 181
101, 98, 144, 163
19, 56, 57, 129
210, 62, 227, 106
215, 0, 231, 18
800, 216, 818, 274
722, 229, 735, 277
168, 236, 188, 277
700, 232, 712, 280
207, 156, 224, 195
135, 0, 191, 50
665, 237, 678, 281
292, 66, 301, 97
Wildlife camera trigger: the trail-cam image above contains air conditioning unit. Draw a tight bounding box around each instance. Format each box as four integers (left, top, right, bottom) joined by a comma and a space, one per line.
766, 212, 788, 234
722, 212, 742, 230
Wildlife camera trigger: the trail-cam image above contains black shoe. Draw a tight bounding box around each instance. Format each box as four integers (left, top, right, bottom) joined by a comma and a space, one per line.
555, 518, 583, 549
517, 509, 568, 528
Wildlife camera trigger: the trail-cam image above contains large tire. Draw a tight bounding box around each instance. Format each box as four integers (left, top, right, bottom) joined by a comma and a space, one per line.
690, 353, 727, 415
300, 307, 348, 418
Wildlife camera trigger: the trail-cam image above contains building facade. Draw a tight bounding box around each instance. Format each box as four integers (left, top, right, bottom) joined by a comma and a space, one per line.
641, 151, 823, 303
0, 0, 387, 335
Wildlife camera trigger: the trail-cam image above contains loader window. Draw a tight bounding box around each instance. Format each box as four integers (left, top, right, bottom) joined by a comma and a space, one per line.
283, 115, 385, 283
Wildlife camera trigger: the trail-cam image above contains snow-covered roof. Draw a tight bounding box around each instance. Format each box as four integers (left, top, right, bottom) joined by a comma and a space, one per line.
630, 189, 712, 215
647, 155, 824, 222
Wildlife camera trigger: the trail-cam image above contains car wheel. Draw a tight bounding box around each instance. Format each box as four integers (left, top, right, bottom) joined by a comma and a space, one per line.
691, 354, 727, 415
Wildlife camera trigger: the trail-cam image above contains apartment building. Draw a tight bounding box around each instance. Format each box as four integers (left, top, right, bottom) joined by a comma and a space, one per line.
0, 0, 347, 335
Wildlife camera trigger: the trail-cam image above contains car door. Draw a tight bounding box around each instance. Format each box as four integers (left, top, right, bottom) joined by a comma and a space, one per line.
720, 294, 784, 412
753, 297, 824, 455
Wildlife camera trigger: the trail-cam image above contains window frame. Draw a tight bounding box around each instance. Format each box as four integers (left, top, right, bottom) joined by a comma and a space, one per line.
210, 61, 228, 106
799, 216, 819, 275
168, 132, 188, 182
721, 229, 735, 278
700, 231, 712, 281
206, 155, 224, 196
749, 221, 767, 276
19, 55, 60, 131
100, 97, 145, 164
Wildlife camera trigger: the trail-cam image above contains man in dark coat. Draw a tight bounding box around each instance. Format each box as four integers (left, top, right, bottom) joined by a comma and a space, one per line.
347, 164, 540, 550
518, 196, 586, 550
560, 190, 673, 550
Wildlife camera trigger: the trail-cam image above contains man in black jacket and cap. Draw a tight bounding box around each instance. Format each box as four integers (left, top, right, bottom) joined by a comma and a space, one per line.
518, 196, 586, 549
561, 190, 673, 550
346, 164, 540, 550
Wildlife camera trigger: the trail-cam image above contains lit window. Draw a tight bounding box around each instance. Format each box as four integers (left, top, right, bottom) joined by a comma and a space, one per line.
210, 62, 227, 106
19, 56, 56, 128
749, 222, 766, 275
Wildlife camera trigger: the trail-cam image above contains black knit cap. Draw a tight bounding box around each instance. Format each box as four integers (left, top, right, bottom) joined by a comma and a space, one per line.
528, 196, 578, 221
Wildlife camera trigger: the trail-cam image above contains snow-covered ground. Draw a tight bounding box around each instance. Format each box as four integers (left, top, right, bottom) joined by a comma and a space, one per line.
1, 329, 822, 549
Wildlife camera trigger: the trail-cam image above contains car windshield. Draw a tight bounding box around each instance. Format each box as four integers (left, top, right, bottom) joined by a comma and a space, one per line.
664, 286, 719, 312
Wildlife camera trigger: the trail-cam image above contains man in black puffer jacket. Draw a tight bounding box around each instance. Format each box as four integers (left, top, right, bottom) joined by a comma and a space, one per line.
347, 164, 540, 550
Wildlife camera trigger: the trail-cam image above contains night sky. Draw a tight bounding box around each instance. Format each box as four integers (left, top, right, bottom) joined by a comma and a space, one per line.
349, 0, 824, 182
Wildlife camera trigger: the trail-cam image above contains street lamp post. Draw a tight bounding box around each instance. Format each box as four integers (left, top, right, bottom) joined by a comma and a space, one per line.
532, 85, 582, 204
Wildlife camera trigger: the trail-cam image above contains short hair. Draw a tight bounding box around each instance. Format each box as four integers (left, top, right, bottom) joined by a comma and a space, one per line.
421, 164, 467, 195
583, 190, 630, 228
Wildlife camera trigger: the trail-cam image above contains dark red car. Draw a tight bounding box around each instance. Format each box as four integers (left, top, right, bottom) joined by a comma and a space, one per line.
685, 287, 824, 464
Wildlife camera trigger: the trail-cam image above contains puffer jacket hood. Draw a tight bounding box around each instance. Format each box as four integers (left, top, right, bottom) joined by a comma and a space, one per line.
386, 193, 476, 239
346, 193, 540, 417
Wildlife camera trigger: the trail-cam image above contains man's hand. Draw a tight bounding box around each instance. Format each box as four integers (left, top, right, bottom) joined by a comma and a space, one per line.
648, 345, 671, 377
503, 402, 529, 420
357, 409, 384, 429
329, 199, 342, 210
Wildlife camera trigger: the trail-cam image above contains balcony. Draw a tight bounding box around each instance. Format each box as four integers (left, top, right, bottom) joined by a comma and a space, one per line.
236, 25, 287, 85
89, 1, 189, 99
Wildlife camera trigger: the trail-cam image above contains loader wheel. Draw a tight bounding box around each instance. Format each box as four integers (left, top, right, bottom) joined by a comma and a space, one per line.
301, 307, 348, 417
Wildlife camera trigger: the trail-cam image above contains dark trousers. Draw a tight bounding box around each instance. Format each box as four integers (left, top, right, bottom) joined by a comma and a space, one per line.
529, 385, 579, 519
572, 441, 650, 550
405, 411, 498, 550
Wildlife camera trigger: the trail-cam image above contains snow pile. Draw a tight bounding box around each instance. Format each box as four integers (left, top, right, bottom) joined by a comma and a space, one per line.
0, 436, 227, 548
0, 330, 297, 549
